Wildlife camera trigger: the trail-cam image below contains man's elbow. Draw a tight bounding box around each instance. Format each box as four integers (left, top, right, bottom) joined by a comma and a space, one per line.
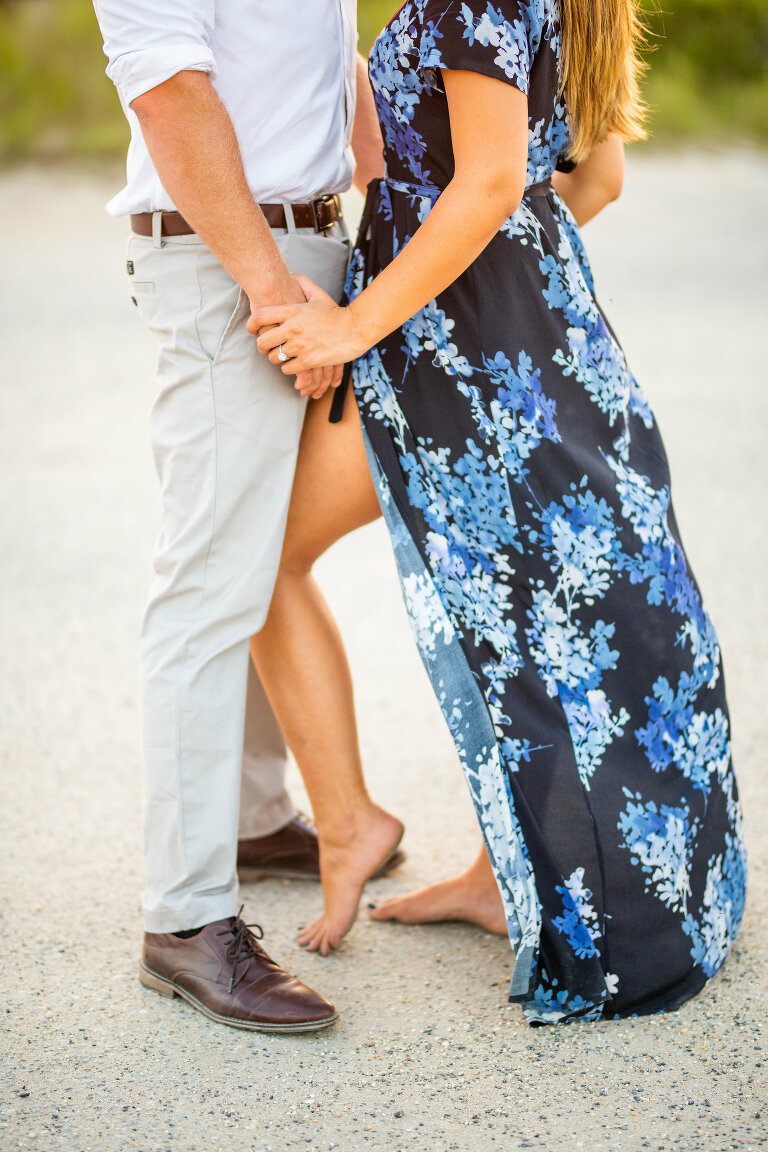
130, 69, 212, 122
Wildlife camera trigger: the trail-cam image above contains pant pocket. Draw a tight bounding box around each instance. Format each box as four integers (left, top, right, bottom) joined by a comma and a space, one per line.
126, 236, 158, 322
130, 279, 155, 306
210, 288, 249, 366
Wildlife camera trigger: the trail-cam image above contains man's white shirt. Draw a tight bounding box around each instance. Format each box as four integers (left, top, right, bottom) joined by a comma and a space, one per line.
94, 0, 357, 215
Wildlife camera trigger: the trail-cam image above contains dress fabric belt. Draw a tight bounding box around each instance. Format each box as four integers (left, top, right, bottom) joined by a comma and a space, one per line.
382, 176, 552, 200
328, 176, 554, 424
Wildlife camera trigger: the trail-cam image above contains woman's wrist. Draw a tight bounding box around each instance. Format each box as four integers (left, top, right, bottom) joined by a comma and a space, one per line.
345, 297, 380, 359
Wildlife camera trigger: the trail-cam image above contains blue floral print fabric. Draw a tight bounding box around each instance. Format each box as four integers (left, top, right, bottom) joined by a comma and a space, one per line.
349, 0, 746, 1023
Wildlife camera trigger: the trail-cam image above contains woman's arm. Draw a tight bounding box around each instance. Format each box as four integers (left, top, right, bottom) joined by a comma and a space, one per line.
249, 68, 528, 371
351, 53, 386, 193
552, 134, 624, 227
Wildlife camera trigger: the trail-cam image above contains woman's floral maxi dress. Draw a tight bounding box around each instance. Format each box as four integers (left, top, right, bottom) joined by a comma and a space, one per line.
347, 0, 746, 1023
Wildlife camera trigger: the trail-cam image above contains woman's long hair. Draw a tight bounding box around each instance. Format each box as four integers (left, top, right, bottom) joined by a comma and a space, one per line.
558, 0, 648, 161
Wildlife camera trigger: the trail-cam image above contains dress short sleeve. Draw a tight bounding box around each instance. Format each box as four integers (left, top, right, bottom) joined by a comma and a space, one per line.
419, 0, 543, 96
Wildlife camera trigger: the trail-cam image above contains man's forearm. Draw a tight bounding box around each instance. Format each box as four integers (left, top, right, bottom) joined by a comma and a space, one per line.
131, 70, 302, 307
351, 54, 385, 194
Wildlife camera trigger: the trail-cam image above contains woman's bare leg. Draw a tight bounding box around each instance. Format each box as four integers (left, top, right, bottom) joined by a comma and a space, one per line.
368, 844, 507, 936
250, 385, 403, 955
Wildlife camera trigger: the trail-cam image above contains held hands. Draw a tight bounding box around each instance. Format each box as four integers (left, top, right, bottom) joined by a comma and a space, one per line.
248, 274, 339, 400
247, 275, 368, 395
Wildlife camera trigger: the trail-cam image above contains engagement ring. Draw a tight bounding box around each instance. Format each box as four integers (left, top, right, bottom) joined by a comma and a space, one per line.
277, 345, 288, 363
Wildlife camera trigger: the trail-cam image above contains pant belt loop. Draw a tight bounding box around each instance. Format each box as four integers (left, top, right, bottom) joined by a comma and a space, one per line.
151, 211, 164, 249
283, 203, 296, 234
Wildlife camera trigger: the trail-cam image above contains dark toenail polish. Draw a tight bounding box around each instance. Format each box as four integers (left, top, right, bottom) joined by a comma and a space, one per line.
367, 903, 377, 909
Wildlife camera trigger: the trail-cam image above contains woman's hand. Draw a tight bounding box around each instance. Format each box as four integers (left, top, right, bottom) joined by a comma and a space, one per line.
248, 275, 370, 378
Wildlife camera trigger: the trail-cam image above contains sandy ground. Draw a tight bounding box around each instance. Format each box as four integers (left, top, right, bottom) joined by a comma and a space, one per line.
0, 151, 767, 1152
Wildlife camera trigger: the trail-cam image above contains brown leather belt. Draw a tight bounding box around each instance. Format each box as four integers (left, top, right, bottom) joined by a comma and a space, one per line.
130, 194, 342, 238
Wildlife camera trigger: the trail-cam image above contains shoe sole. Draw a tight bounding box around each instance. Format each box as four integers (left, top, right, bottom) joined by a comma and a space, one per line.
238, 847, 407, 884
138, 963, 338, 1033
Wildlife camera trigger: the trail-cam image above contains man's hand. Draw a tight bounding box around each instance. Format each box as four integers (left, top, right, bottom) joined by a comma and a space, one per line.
247, 279, 338, 400
248, 276, 346, 399
249, 275, 367, 377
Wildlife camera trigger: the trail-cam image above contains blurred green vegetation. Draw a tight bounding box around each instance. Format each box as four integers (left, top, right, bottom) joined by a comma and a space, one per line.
640, 0, 768, 141
0, 0, 127, 160
1, 0, 766, 163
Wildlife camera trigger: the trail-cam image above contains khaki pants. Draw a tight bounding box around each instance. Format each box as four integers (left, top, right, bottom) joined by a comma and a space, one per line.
129, 218, 350, 931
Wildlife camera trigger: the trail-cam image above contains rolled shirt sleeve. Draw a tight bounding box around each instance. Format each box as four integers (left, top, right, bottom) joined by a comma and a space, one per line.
93, 0, 216, 105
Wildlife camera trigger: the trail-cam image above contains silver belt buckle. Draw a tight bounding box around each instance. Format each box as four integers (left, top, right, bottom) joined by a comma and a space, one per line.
311, 194, 340, 234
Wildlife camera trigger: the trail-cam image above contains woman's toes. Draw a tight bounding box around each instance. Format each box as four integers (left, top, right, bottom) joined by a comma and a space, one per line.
301, 805, 404, 952
326, 929, 342, 951
298, 919, 323, 950
367, 898, 397, 921
300, 916, 345, 956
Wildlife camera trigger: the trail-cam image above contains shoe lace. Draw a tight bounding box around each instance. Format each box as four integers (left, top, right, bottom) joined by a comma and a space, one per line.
216, 905, 267, 994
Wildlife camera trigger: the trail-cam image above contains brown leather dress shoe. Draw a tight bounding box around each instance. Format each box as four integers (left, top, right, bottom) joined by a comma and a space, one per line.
237, 814, 406, 881
140, 914, 337, 1033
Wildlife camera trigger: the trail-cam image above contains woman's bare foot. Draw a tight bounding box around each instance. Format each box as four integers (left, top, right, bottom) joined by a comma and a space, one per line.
298, 804, 404, 955
367, 845, 507, 936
